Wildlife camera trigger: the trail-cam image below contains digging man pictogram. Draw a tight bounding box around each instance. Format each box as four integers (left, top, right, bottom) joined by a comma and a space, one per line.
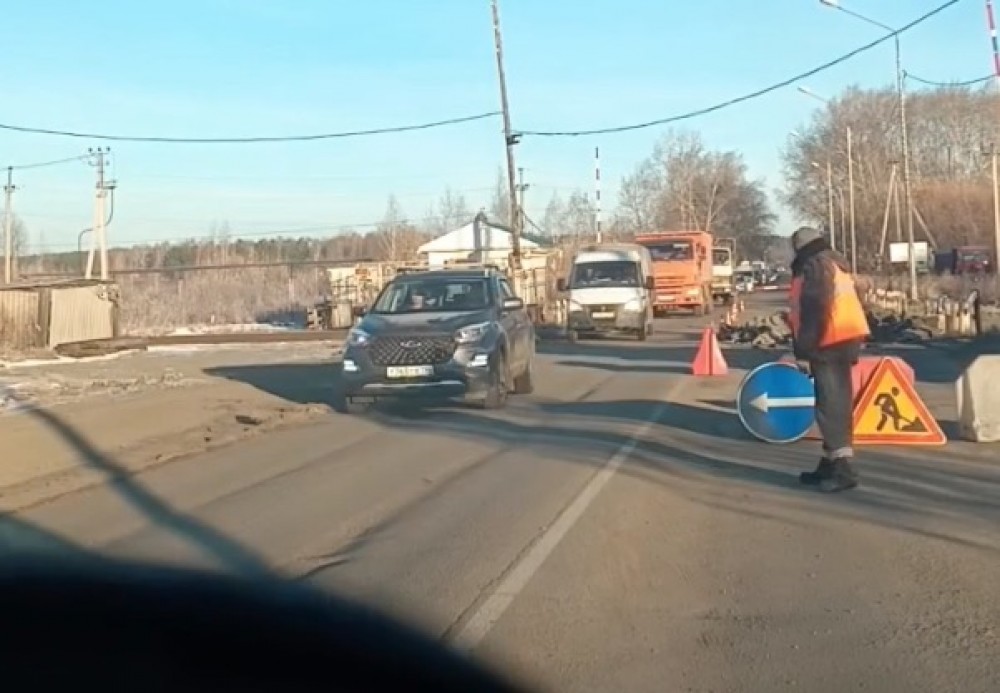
874, 387, 928, 433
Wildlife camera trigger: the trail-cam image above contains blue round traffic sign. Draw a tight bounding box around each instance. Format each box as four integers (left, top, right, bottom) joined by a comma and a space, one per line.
737, 361, 816, 444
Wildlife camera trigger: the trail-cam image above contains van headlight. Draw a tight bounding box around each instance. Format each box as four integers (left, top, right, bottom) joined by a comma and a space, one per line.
346, 327, 370, 346
455, 322, 490, 344
623, 298, 643, 312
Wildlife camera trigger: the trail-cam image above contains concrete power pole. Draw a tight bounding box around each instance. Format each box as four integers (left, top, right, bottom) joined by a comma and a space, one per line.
985, 143, 1000, 275
3, 167, 15, 284
86, 147, 113, 281
490, 0, 522, 270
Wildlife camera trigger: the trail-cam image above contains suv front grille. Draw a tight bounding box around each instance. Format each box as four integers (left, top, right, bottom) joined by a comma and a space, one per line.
367, 335, 456, 366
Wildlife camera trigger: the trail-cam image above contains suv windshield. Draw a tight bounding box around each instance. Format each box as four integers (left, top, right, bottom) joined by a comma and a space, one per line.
570, 261, 640, 289
371, 277, 490, 314
645, 242, 693, 261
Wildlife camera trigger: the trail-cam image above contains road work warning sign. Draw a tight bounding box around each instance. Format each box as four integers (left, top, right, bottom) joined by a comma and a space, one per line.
852, 357, 946, 446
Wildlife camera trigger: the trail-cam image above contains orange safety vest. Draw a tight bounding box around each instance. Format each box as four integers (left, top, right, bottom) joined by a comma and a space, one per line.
788, 263, 870, 347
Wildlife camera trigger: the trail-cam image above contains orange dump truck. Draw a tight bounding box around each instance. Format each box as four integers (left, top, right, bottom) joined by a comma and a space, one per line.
634, 231, 715, 315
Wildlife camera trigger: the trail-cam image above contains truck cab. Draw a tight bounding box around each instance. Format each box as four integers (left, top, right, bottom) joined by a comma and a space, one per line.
558, 244, 655, 341
711, 242, 735, 305
635, 231, 714, 316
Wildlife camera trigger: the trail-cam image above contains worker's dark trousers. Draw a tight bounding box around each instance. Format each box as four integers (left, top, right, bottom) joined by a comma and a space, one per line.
810, 357, 854, 459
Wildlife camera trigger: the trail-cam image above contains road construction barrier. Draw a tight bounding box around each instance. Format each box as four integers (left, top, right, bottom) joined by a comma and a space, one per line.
762, 355, 942, 445
957, 354, 1000, 442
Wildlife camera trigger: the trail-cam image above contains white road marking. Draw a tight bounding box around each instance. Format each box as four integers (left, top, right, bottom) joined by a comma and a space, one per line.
449, 376, 689, 652
539, 353, 691, 369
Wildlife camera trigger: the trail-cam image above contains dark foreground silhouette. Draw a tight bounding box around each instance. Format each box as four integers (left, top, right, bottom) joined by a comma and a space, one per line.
0, 554, 529, 693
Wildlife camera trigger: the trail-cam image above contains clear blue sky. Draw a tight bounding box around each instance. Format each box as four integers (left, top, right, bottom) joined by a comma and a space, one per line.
0, 0, 991, 253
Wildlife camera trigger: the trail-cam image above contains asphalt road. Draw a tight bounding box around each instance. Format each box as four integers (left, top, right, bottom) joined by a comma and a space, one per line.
9, 293, 1000, 692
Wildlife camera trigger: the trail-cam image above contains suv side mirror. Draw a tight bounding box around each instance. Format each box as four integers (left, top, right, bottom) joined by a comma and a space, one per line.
502, 297, 524, 312
645, 276, 655, 291
556, 278, 567, 292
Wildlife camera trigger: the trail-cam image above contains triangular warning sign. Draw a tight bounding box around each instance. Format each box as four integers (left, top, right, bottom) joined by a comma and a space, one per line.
852, 357, 946, 446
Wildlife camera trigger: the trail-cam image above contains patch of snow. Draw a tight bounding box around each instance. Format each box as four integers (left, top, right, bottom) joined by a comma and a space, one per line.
0, 382, 26, 413
167, 323, 300, 336
0, 349, 142, 371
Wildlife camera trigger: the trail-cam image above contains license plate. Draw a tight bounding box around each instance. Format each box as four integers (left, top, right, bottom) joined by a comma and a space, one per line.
386, 365, 434, 378
591, 311, 615, 319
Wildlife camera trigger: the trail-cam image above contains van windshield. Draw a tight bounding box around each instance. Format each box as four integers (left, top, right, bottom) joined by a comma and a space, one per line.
570, 261, 641, 289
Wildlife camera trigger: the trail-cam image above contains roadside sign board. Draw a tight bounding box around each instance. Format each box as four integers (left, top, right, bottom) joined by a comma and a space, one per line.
737, 361, 816, 444
852, 357, 946, 445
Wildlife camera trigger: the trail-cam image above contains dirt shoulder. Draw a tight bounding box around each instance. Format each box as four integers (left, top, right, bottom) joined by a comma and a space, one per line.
0, 342, 342, 513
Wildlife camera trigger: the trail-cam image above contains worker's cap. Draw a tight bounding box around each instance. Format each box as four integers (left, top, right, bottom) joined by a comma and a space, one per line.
791, 226, 823, 251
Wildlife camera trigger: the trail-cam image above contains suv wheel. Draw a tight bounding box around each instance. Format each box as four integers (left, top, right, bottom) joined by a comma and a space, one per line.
478, 352, 509, 410
512, 352, 534, 395
332, 384, 371, 415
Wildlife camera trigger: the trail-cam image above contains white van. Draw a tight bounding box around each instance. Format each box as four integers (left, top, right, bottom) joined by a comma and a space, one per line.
558, 243, 655, 341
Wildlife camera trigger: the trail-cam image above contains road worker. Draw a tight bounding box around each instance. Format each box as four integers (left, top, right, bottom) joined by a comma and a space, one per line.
788, 226, 871, 492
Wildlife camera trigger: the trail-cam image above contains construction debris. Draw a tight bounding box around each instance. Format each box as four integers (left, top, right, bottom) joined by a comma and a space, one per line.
716, 309, 937, 347
866, 312, 935, 343
717, 312, 792, 348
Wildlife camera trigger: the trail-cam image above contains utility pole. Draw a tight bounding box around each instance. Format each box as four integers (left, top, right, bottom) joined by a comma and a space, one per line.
846, 126, 857, 274
988, 1, 1000, 281
490, 0, 522, 270
985, 143, 1000, 276
3, 167, 15, 284
86, 147, 114, 280
894, 36, 918, 299
594, 146, 602, 243
824, 160, 835, 252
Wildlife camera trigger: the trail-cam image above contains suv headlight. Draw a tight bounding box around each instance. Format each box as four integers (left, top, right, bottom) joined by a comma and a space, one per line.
623, 298, 643, 312
455, 322, 491, 344
346, 327, 371, 346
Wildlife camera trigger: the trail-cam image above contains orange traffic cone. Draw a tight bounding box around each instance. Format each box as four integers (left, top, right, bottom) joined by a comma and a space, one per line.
692, 325, 728, 376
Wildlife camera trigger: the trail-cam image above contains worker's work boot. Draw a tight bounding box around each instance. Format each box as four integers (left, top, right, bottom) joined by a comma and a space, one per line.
818, 458, 859, 493
799, 457, 835, 486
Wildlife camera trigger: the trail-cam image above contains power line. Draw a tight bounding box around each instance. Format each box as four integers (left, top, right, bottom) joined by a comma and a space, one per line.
904, 71, 993, 87
0, 112, 501, 144
27, 212, 486, 251
518, 0, 964, 137
6, 154, 89, 170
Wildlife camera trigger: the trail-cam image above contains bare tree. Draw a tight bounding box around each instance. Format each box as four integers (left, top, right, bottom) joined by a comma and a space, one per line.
432, 187, 471, 234
541, 194, 565, 237
375, 195, 424, 261
781, 83, 1000, 268
617, 130, 777, 257
489, 166, 511, 226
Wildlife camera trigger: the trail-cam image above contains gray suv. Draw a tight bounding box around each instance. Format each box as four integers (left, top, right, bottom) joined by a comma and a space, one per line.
334, 268, 536, 413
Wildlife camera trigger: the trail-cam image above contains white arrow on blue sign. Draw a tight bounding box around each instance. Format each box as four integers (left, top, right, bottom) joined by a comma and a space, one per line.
737, 361, 816, 444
